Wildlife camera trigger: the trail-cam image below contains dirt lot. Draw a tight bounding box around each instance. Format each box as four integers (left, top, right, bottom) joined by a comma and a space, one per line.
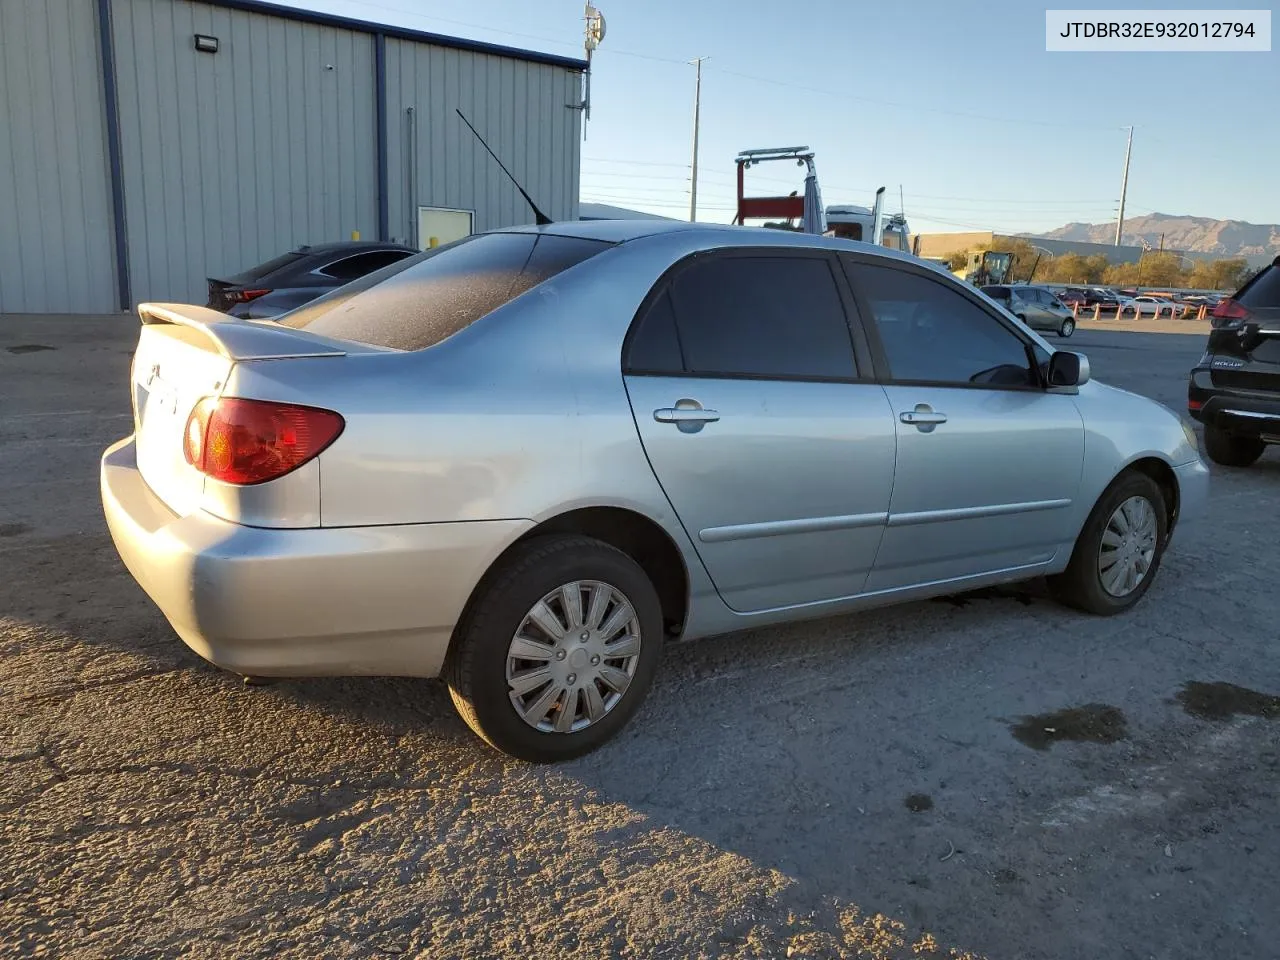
2, 316, 1278, 960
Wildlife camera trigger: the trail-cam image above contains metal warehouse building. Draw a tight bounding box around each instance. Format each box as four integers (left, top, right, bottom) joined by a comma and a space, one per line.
0, 0, 586, 314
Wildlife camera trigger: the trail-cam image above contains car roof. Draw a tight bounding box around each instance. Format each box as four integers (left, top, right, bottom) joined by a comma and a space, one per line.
291, 240, 418, 257
499, 219, 939, 270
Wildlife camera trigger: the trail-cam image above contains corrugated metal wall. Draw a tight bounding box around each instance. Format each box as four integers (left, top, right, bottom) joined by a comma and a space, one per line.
0, 0, 583, 313
385, 41, 581, 242
110, 0, 380, 304
0, 0, 118, 314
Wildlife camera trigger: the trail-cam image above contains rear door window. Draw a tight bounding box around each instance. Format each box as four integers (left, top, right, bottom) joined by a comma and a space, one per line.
1236, 264, 1280, 309
318, 250, 415, 283
224, 250, 306, 284
659, 254, 858, 379
278, 233, 613, 351
624, 291, 684, 374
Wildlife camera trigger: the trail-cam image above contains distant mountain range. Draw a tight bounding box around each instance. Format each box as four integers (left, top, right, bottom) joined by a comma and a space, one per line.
1029, 213, 1279, 264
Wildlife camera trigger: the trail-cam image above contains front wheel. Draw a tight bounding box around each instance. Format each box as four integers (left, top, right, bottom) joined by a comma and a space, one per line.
1048, 471, 1167, 615
1204, 424, 1265, 467
1058, 317, 1075, 337
446, 535, 664, 762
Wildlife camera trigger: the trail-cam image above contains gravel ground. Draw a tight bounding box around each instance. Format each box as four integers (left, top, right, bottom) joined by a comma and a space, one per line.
2, 317, 1278, 960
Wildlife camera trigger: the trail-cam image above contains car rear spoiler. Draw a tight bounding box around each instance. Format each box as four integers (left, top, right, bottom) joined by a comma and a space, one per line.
137, 302, 347, 362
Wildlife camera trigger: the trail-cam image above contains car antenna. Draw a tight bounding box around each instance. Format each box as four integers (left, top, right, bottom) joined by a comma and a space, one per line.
456, 108, 552, 226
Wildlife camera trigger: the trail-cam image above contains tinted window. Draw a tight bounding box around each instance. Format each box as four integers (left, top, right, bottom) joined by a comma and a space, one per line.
320, 250, 413, 282
849, 263, 1036, 388
668, 255, 856, 379
226, 250, 305, 284
625, 291, 684, 373
982, 286, 1010, 300
1237, 264, 1280, 309
279, 233, 613, 351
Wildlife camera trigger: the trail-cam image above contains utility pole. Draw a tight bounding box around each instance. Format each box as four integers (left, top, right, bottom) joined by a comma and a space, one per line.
1114, 125, 1133, 246
688, 57, 708, 222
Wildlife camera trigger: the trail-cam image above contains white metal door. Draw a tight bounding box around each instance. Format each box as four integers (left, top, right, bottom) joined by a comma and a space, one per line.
416, 207, 473, 250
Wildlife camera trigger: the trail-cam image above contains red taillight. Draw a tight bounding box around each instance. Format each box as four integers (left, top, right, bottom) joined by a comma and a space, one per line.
1187, 399, 1204, 411
1210, 298, 1249, 328
183, 398, 344, 485
231, 288, 271, 303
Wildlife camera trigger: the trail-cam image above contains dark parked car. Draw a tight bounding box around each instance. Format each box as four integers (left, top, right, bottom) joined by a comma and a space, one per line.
206, 241, 419, 318
1187, 256, 1280, 466
1057, 287, 1090, 309
1083, 287, 1123, 310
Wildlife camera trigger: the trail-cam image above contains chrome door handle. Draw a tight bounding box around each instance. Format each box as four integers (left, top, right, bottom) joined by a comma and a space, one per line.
900, 410, 947, 425
654, 407, 720, 424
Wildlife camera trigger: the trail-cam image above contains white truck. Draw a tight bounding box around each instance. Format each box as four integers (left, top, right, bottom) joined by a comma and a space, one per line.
824, 188, 912, 253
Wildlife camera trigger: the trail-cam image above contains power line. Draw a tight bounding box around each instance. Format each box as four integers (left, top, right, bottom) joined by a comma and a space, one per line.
584, 156, 1121, 206
339, 4, 1134, 135
581, 193, 735, 210
582, 172, 693, 182
904, 192, 1115, 205
335, 0, 690, 63
711, 67, 1122, 132
583, 158, 690, 168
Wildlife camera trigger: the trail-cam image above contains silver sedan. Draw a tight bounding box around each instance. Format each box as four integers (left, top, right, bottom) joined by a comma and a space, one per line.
101, 221, 1209, 761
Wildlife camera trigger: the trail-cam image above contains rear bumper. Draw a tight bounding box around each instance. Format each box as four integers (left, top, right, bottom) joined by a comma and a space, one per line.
101, 436, 531, 678
1187, 374, 1280, 440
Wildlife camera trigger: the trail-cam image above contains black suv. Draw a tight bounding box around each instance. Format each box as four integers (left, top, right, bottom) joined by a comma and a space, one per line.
1187, 256, 1280, 466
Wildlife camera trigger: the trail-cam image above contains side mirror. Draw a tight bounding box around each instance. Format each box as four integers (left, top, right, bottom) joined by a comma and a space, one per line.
1048, 350, 1090, 387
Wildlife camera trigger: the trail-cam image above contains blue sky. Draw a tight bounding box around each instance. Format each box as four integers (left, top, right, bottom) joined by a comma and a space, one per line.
276, 0, 1277, 235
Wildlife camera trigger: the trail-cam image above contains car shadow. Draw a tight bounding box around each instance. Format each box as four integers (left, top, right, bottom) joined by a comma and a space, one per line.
10, 526, 1254, 958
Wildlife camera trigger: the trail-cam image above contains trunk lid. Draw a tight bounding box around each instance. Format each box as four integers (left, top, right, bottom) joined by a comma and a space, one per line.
130, 303, 347, 516
206, 277, 238, 312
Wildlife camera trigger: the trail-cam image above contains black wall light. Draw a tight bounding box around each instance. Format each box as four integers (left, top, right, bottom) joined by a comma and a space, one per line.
194, 34, 219, 53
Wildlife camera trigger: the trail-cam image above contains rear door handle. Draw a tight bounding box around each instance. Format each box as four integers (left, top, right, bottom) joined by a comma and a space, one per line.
900, 410, 947, 425
654, 407, 720, 424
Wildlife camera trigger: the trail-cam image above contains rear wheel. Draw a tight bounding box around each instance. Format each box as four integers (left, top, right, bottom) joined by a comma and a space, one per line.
446, 535, 663, 762
1058, 317, 1076, 337
1049, 471, 1167, 615
1203, 424, 1265, 467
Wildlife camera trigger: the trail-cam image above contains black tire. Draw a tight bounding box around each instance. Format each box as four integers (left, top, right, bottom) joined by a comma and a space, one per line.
1059, 318, 1075, 337
445, 534, 664, 762
1203, 424, 1264, 467
1048, 470, 1168, 616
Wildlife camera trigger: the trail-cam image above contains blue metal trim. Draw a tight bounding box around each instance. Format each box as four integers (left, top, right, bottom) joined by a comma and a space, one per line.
374, 33, 389, 242
200, 0, 588, 70
96, 0, 131, 310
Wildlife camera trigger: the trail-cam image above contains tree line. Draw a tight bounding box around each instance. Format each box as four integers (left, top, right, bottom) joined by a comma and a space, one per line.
945, 238, 1254, 290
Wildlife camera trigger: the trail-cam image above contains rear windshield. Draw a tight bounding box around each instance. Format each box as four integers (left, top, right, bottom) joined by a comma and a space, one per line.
226, 251, 306, 284
278, 232, 614, 351
1236, 264, 1280, 309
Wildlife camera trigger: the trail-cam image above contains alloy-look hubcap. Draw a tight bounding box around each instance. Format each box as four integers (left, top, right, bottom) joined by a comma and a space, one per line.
505, 580, 642, 734
1097, 495, 1158, 598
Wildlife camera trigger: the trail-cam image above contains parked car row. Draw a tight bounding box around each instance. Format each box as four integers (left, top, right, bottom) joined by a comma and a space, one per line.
1053, 285, 1224, 318
1056, 286, 1124, 311
103, 220, 1210, 761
